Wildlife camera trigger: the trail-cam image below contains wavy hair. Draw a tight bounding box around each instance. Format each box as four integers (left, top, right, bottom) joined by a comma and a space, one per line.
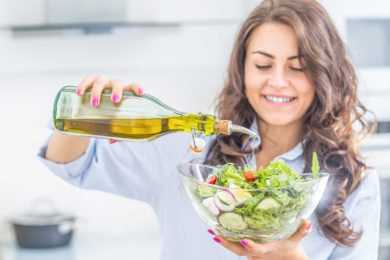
204, 0, 376, 246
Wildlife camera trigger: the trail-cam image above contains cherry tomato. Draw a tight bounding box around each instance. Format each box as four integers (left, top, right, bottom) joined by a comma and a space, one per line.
207, 175, 217, 185
244, 171, 256, 182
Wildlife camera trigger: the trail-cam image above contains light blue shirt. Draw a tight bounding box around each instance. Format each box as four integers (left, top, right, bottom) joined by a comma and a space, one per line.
37, 122, 380, 260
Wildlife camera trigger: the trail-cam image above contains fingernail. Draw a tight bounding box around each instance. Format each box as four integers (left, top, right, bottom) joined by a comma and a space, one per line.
213, 236, 222, 243
76, 88, 81, 96
240, 239, 248, 247
112, 94, 120, 103
138, 87, 144, 95
109, 139, 117, 144
91, 96, 99, 107
305, 223, 312, 234
207, 229, 215, 235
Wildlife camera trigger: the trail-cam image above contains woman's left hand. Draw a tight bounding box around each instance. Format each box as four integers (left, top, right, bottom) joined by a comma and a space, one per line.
209, 220, 311, 260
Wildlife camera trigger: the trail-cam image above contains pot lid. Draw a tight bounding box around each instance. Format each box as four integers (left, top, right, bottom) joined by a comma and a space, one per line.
10, 198, 75, 226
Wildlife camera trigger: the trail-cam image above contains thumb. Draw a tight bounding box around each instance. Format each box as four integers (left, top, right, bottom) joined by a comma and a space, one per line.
288, 219, 312, 243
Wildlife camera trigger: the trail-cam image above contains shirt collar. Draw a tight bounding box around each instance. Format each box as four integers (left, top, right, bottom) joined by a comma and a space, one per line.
248, 119, 304, 161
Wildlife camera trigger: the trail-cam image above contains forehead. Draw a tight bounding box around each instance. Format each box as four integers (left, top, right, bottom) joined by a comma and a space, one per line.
247, 22, 299, 56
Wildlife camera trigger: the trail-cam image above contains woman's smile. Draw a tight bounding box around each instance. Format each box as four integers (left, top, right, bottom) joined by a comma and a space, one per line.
262, 94, 298, 107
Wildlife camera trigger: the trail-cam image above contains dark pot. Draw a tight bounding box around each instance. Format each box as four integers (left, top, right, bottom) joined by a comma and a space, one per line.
11, 214, 76, 249
9, 199, 77, 249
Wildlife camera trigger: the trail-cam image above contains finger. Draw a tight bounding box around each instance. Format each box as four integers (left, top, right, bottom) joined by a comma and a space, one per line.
212, 236, 247, 256
123, 83, 144, 96
109, 139, 118, 144
77, 75, 98, 96
238, 239, 269, 256
91, 76, 111, 107
110, 80, 126, 103
288, 219, 312, 243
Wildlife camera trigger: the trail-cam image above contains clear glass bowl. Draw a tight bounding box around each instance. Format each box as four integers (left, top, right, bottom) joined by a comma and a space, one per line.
177, 163, 329, 243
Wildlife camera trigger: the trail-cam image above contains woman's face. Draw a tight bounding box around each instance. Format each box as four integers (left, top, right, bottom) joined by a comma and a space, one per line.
244, 22, 315, 128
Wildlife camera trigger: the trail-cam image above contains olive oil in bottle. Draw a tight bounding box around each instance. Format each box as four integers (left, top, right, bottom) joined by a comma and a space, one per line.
53, 86, 258, 141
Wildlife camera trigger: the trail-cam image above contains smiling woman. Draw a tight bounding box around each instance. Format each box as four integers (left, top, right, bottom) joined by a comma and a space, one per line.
204, 0, 379, 258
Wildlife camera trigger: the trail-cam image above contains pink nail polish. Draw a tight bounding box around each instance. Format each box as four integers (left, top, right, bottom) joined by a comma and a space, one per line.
213, 236, 222, 243
207, 229, 215, 235
92, 97, 99, 107
240, 240, 248, 247
138, 87, 144, 95
76, 88, 81, 96
112, 94, 120, 103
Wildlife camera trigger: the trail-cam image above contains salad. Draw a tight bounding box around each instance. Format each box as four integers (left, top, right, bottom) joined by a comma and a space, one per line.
195, 153, 320, 234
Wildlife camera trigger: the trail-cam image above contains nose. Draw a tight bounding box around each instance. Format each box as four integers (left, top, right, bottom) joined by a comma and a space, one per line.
268, 67, 289, 88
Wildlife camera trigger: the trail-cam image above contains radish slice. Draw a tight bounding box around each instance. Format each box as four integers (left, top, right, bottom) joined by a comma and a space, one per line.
214, 191, 236, 212
202, 197, 220, 216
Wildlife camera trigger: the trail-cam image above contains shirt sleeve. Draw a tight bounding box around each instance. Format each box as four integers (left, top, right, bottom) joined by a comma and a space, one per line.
328, 169, 381, 260
37, 131, 192, 206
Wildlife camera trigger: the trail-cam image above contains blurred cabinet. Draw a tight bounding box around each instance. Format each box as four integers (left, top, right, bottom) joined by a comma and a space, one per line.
1, 0, 246, 28
320, 0, 390, 123
0, 0, 45, 26
127, 0, 245, 23
47, 0, 128, 24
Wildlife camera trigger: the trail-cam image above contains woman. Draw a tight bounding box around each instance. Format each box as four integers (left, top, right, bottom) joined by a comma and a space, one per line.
38, 0, 380, 259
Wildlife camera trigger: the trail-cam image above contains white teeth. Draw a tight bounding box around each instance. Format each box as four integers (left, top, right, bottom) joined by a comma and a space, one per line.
265, 95, 294, 103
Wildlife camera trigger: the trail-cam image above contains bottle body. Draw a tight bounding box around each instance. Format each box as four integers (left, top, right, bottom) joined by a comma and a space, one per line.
53, 86, 223, 141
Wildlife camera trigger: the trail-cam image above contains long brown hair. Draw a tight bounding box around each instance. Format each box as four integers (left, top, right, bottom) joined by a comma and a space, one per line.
204, 0, 376, 246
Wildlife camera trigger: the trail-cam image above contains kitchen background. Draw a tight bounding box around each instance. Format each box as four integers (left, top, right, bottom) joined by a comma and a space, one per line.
0, 0, 389, 259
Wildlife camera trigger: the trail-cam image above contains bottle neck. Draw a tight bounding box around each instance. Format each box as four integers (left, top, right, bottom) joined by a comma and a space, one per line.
215, 120, 232, 135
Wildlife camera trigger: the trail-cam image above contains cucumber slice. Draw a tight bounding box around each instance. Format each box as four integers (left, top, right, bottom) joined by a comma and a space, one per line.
256, 197, 281, 210
197, 184, 216, 198
216, 190, 236, 205
218, 212, 248, 231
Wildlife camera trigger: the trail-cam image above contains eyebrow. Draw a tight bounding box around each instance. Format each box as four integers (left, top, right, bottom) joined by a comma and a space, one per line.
252, 50, 302, 60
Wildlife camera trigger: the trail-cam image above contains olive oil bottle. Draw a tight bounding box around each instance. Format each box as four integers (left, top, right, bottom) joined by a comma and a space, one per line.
53, 86, 258, 141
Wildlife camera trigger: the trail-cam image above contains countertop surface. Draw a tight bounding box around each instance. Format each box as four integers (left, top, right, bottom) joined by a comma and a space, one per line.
0, 230, 160, 260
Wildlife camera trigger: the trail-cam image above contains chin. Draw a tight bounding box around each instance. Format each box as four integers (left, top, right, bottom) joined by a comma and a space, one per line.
258, 114, 299, 127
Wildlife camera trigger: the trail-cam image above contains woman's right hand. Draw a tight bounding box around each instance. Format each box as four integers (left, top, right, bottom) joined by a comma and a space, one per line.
76, 75, 144, 143
77, 75, 144, 106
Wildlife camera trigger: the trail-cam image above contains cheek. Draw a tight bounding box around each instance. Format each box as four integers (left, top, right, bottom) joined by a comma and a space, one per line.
245, 69, 266, 94
299, 83, 316, 110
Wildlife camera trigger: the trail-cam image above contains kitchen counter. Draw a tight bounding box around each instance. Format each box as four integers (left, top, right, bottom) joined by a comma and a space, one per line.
0, 230, 160, 260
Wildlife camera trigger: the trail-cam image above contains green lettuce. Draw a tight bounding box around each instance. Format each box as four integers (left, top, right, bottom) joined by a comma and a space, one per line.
208, 157, 316, 234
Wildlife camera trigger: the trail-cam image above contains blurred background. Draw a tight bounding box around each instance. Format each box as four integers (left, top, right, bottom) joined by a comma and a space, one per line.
0, 0, 389, 259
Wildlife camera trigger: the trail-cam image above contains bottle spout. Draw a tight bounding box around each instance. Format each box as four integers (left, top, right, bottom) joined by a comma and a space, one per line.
215, 120, 259, 140
230, 124, 259, 140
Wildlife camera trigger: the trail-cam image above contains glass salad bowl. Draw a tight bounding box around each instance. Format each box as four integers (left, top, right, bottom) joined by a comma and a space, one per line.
177, 161, 329, 243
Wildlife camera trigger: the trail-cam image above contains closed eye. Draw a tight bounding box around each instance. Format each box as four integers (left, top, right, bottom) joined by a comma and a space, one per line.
255, 64, 272, 70
289, 67, 305, 72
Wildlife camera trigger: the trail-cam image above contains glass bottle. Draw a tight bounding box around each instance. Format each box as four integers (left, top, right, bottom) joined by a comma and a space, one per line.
52, 85, 258, 141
